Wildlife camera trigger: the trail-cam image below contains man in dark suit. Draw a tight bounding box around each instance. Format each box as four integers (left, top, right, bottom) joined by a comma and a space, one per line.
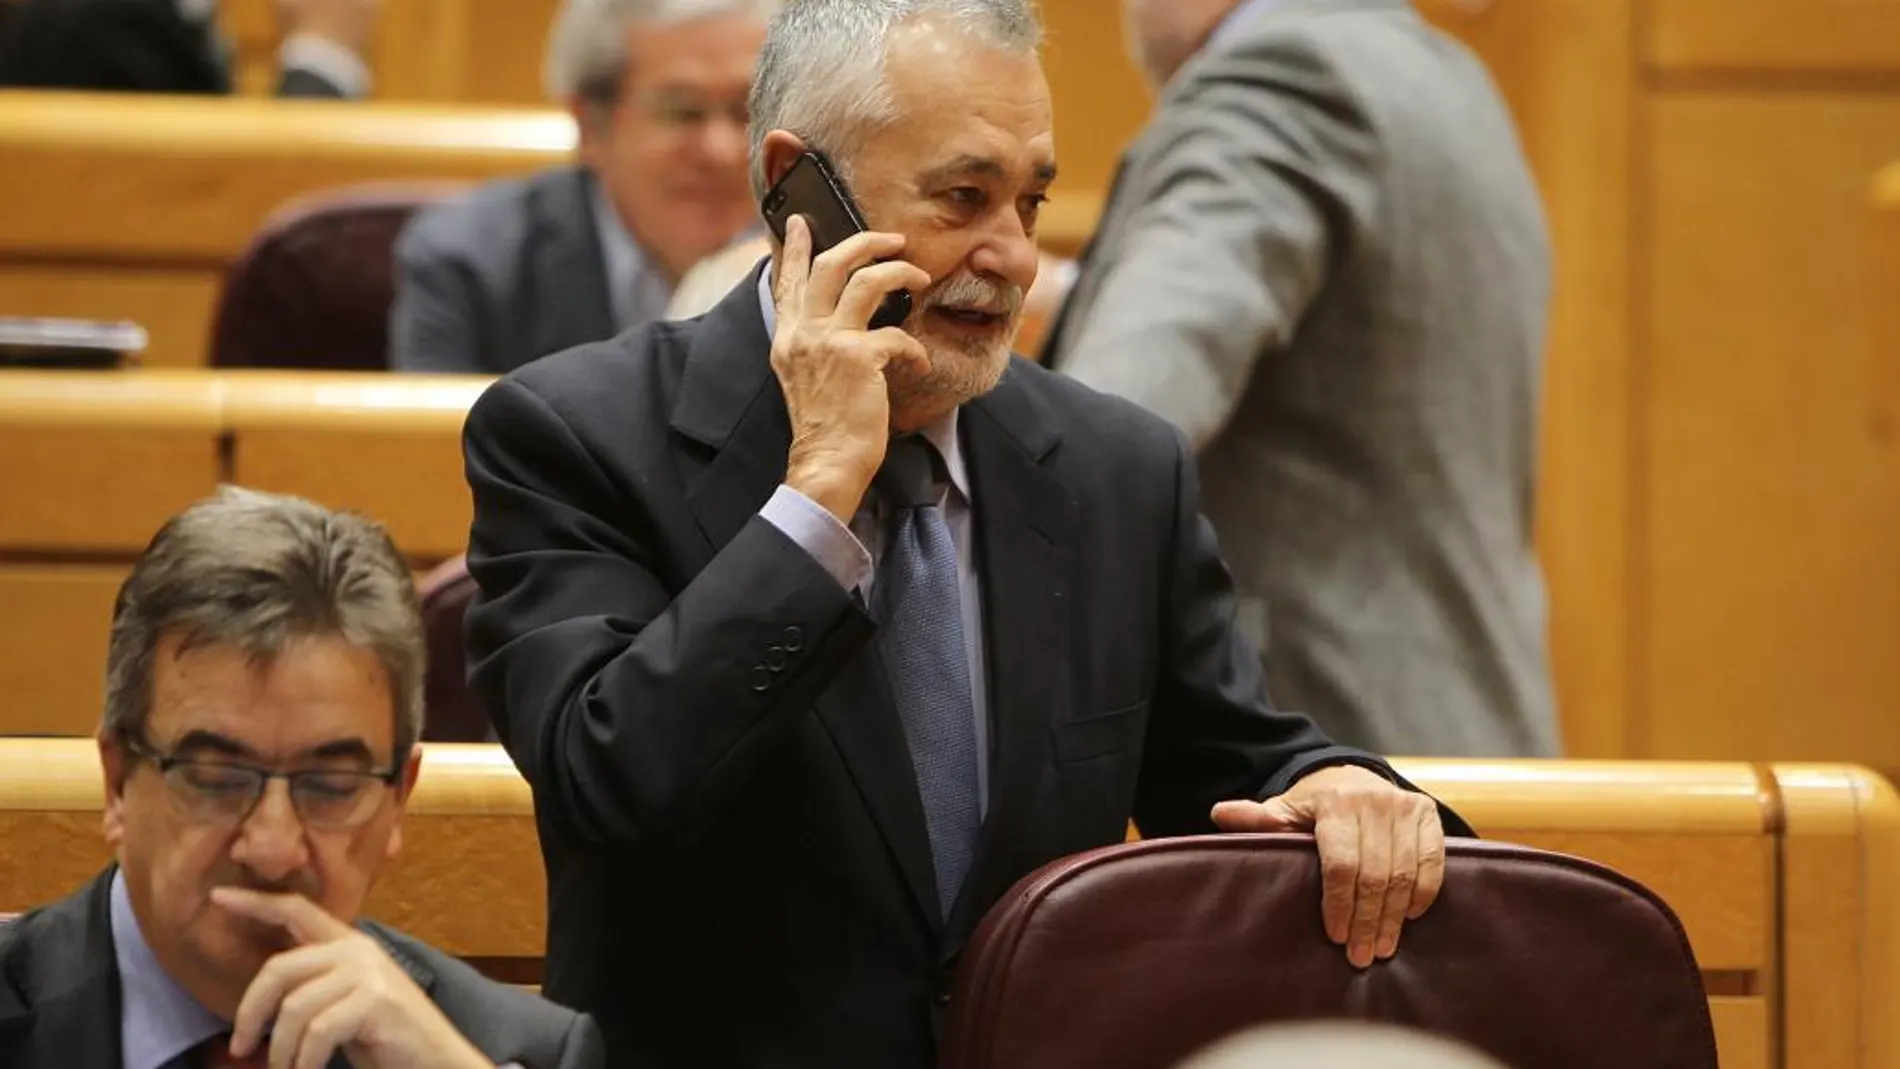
0, 0, 378, 97
0, 487, 600, 1069
461, 1, 1469, 1066
387, 0, 772, 374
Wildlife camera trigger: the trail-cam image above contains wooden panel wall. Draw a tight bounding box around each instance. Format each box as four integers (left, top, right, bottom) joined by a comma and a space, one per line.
1635, 3, 1900, 773
1642, 95, 1900, 762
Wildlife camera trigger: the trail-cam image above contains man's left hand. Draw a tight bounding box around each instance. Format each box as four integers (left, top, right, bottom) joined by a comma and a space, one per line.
214, 887, 492, 1069
1210, 765, 1446, 969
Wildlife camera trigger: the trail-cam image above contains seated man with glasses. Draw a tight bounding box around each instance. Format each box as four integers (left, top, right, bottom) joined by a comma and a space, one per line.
0, 487, 601, 1069
389, 0, 775, 375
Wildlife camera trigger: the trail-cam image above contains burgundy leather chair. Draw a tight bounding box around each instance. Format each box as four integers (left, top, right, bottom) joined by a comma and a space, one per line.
416, 555, 490, 743
209, 183, 461, 370
941, 835, 1717, 1069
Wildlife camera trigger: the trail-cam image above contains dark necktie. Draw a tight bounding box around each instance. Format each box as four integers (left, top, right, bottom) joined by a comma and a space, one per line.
874, 436, 981, 917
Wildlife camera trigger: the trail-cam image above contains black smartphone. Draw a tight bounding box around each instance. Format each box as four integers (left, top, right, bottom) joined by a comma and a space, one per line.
760, 151, 914, 331
0, 317, 145, 369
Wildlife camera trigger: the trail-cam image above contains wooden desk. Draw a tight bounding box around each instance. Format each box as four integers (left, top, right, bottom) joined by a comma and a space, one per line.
0, 92, 575, 369
224, 372, 491, 562
0, 371, 226, 736
0, 90, 1103, 367
0, 748, 1893, 1067
0, 369, 490, 734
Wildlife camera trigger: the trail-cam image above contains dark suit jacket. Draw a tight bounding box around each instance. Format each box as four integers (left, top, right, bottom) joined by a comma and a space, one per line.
461, 272, 1472, 1068
388, 166, 618, 375
0, 869, 603, 1069
0, 0, 346, 96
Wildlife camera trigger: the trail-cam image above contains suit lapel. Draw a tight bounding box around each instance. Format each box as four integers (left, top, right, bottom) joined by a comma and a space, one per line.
527, 168, 618, 357
812, 648, 944, 929
670, 265, 790, 552
942, 365, 1077, 956
669, 275, 942, 928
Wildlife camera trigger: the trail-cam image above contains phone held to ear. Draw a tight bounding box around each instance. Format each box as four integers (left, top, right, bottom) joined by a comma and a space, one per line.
760, 151, 915, 331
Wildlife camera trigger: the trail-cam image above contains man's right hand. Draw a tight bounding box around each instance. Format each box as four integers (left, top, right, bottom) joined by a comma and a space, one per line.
770, 215, 931, 523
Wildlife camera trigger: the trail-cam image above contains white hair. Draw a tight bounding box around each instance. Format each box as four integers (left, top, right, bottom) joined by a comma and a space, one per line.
543, 0, 780, 103
746, 0, 1043, 199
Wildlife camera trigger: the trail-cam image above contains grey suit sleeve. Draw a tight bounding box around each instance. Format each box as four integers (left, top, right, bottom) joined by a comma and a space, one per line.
389, 214, 490, 373
1133, 422, 1392, 836
1134, 424, 1475, 838
1061, 36, 1380, 449
552, 1012, 605, 1069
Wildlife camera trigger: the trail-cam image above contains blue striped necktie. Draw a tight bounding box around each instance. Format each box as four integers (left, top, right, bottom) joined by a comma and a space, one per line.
874, 436, 981, 917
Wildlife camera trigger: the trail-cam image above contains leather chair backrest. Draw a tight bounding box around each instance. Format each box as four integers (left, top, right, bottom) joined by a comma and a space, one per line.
417, 554, 489, 743
209, 182, 459, 370
941, 834, 1718, 1069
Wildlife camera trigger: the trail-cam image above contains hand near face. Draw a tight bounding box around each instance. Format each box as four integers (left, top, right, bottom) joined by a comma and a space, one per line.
771, 214, 933, 523
1210, 766, 1447, 969
214, 888, 490, 1069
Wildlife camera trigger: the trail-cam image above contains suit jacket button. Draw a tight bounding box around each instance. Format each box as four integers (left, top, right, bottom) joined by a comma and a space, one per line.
782, 625, 804, 652
750, 665, 772, 692
765, 645, 787, 671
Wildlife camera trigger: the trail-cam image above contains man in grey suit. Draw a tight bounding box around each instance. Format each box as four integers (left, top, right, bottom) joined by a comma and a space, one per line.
389, 0, 772, 374
1044, 0, 1559, 757
0, 488, 601, 1069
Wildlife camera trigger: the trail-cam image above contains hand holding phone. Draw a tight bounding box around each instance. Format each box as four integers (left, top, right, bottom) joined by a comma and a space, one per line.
762, 152, 915, 331
767, 208, 933, 524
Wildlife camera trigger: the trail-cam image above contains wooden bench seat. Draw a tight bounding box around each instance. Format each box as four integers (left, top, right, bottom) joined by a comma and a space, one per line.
0, 93, 575, 369
0, 369, 490, 732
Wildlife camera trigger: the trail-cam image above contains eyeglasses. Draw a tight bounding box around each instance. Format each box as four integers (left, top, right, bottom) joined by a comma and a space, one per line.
124, 735, 400, 831
628, 90, 750, 132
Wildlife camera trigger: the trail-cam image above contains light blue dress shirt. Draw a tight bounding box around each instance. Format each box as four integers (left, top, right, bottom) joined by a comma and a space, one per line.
110, 871, 227, 1069
753, 266, 993, 812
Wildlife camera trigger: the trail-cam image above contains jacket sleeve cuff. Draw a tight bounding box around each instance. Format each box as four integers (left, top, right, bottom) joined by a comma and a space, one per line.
279, 33, 371, 97
758, 484, 874, 595
1259, 748, 1476, 838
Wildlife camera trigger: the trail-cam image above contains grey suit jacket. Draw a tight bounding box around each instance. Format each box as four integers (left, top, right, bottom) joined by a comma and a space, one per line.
1046, 0, 1558, 756
0, 869, 603, 1069
389, 166, 618, 375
